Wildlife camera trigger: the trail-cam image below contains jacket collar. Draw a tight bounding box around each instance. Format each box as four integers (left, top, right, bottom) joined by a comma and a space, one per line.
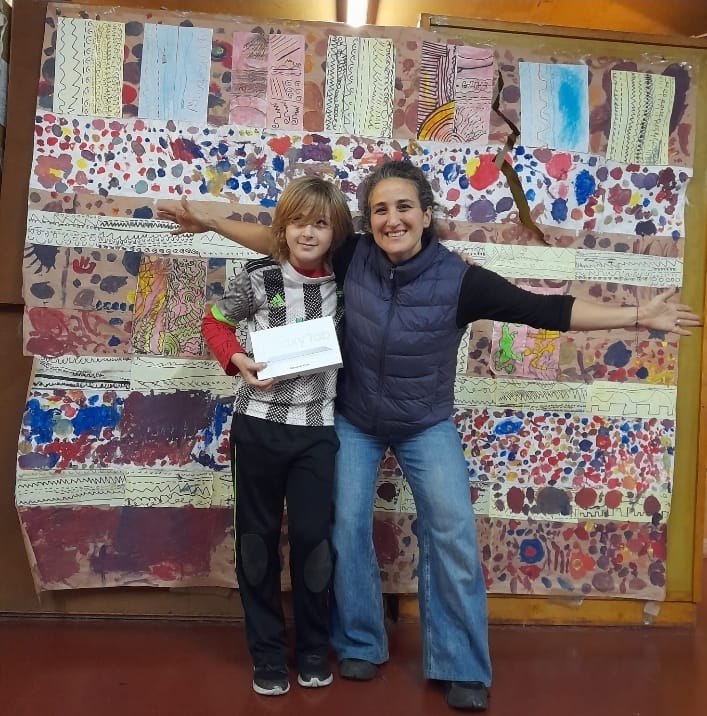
368, 228, 438, 285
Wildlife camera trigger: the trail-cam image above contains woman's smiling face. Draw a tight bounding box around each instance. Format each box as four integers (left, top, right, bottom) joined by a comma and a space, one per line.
368, 177, 432, 264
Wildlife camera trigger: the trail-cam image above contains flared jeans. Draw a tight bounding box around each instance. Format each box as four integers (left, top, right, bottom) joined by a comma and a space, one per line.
330, 413, 492, 685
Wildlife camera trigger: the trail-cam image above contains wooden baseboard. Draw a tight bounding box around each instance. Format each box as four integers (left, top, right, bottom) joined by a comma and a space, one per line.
396, 595, 697, 627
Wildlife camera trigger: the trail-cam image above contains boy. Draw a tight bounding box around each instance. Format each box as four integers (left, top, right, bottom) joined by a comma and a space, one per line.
201, 177, 352, 695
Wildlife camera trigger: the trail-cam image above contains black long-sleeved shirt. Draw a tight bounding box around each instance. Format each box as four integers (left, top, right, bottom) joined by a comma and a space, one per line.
333, 233, 575, 332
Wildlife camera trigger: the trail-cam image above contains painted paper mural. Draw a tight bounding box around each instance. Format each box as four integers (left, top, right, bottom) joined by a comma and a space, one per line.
53, 17, 124, 118
519, 62, 589, 152
416, 41, 494, 143
606, 70, 675, 165
16, 3, 696, 601
324, 35, 395, 137
229, 32, 305, 131
137, 24, 212, 124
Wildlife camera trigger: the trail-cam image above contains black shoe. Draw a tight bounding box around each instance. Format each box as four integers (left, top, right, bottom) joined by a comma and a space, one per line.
297, 653, 333, 688
445, 681, 488, 711
338, 658, 378, 681
252, 664, 290, 696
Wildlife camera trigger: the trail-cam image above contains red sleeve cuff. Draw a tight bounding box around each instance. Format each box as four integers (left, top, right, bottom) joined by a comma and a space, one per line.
201, 311, 245, 375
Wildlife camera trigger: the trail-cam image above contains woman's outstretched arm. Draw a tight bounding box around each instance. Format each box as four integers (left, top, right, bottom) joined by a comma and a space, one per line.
457, 266, 700, 336
569, 288, 701, 335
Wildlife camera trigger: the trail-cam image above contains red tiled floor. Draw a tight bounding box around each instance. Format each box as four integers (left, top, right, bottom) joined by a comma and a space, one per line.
1, 564, 705, 716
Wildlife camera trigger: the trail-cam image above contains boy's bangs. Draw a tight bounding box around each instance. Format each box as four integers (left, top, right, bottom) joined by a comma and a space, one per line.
294, 194, 331, 223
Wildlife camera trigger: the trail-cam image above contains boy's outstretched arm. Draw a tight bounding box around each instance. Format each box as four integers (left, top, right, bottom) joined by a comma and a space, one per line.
156, 196, 272, 254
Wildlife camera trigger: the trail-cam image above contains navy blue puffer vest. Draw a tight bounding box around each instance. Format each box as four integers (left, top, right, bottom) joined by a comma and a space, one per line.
336, 232, 468, 441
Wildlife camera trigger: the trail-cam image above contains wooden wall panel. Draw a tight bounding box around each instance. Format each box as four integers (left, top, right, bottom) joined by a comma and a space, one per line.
0, 0, 48, 305
73, 0, 338, 22
377, 0, 707, 36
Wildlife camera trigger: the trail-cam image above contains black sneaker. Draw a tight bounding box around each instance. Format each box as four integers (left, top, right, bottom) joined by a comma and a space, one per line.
297, 653, 333, 688
445, 681, 488, 711
252, 664, 290, 696
338, 658, 378, 681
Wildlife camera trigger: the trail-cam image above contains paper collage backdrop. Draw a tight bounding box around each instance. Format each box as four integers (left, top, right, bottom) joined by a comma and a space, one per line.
16, 3, 696, 601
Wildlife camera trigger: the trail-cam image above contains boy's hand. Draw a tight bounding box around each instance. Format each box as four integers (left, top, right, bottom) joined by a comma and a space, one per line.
454, 250, 476, 267
452, 249, 478, 266
230, 353, 275, 390
156, 196, 211, 235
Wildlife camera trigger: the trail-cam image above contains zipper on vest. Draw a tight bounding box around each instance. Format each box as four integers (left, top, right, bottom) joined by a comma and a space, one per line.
375, 265, 396, 434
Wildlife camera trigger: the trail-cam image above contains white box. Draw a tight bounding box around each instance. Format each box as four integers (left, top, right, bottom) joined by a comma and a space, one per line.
250, 316, 343, 381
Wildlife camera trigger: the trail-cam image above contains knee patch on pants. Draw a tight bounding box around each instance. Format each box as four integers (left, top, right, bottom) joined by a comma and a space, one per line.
239, 533, 268, 586
303, 539, 332, 593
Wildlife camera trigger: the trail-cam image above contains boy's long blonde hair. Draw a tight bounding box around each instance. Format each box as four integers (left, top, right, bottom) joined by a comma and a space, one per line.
271, 176, 353, 263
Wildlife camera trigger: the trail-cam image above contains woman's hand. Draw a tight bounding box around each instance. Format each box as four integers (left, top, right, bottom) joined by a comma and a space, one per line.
639, 288, 701, 335
156, 196, 212, 235
570, 289, 701, 333
230, 353, 275, 390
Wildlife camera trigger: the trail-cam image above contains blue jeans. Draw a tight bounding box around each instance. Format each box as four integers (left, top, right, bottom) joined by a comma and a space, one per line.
330, 413, 492, 685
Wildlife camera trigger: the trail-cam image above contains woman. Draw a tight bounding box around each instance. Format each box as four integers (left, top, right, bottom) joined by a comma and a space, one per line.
158, 161, 699, 712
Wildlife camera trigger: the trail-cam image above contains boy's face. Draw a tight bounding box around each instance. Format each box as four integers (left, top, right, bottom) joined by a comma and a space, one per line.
285, 213, 334, 271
